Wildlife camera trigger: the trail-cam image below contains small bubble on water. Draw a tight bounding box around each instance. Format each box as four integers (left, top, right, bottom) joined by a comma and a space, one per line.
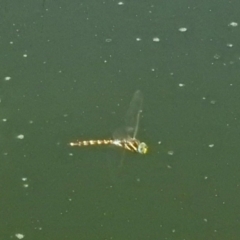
4, 76, 11, 81
168, 150, 174, 155
153, 37, 160, 42
228, 22, 238, 27
16, 134, 24, 139
178, 27, 187, 32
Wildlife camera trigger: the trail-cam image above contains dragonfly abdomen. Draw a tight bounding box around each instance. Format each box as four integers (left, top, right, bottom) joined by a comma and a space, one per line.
70, 139, 113, 147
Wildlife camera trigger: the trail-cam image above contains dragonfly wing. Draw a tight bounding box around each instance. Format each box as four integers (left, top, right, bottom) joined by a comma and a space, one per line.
124, 90, 143, 138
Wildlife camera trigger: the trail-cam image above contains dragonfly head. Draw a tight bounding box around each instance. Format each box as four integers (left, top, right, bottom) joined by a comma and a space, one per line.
138, 142, 148, 154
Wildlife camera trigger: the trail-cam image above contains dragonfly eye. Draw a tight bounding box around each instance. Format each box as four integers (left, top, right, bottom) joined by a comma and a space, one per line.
138, 142, 148, 154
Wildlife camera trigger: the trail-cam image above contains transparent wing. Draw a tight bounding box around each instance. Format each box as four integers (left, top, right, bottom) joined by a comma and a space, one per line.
124, 90, 143, 138
110, 90, 144, 181
113, 90, 143, 140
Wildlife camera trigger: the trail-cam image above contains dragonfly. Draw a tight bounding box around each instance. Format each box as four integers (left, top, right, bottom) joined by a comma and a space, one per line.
69, 90, 148, 154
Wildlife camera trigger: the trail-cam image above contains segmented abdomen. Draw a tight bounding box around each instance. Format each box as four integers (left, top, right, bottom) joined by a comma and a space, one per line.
69, 139, 113, 147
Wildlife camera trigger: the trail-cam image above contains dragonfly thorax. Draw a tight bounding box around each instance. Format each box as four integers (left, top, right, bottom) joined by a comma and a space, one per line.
112, 138, 148, 154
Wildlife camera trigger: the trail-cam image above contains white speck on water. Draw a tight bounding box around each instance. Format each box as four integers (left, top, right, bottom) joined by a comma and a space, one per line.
209, 144, 214, 148
2, 119, 7, 122
158, 141, 162, 144
118, 1, 124, 5
136, 38, 141, 41
153, 37, 160, 42
210, 100, 216, 104
179, 27, 187, 32
227, 43, 233, 48
15, 233, 25, 239
203, 218, 208, 222
105, 38, 112, 42
204, 176, 208, 180
23, 54, 27, 58
168, 150, 174, 155
23, 184, 29, 188
22, 178, 27, 181
179, 83, 185, 87
4, 76, 11, 81
213, 54, 220, 60
228, 22, 238, 27
16, 134, 24, 139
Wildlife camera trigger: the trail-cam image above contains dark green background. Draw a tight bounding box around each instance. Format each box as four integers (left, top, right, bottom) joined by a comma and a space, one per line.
1, 0, 240, 239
